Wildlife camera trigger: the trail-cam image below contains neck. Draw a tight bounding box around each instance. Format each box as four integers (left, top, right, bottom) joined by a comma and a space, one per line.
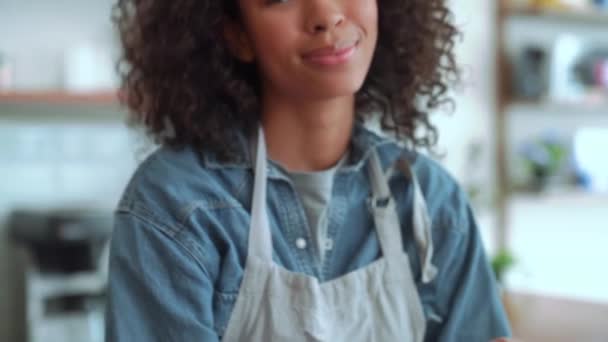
261, 94, 354, 172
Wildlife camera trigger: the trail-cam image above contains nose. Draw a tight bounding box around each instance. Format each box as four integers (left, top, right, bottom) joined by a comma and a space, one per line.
305, 1, 345, 34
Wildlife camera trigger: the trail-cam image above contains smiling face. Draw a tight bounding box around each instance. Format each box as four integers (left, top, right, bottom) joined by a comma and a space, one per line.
226, 0, 378, 102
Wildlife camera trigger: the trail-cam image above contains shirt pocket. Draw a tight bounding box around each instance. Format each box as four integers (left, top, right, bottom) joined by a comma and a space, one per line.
213, 290, 239, 338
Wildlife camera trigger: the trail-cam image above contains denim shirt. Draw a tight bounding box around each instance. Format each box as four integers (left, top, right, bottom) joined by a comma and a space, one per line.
105, 123, 511, 342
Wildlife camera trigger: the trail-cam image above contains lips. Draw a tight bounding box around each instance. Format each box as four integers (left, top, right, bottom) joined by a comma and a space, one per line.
302, 40, 359, 66
303, 39, 358, 58
304, 40, 356, 57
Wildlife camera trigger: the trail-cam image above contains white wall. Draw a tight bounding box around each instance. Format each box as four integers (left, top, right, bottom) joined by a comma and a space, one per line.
432, 0, 499, 211
0, 0, 118, 90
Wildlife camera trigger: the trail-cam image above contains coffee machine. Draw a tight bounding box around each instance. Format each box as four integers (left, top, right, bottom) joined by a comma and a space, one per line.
9, 208, 113, 342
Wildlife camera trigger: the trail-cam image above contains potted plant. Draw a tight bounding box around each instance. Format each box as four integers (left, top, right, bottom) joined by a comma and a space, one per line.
491, 248, 517, 323
491, 248, 516, 290
518, 133, 568, 192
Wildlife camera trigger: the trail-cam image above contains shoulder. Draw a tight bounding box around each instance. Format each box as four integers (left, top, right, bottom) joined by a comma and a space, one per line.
116, 145, 249, 231
371, 132, 469, 233
409, 152, 464, 208
410, 152, 468, 231
369, 128, 462, 203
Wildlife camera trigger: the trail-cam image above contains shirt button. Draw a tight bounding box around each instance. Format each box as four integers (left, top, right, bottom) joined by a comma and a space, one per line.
324, 239, 334, 251
296, 238, 307, 249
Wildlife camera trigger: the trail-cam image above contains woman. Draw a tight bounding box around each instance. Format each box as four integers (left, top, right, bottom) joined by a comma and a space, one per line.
105, 0, 513, 341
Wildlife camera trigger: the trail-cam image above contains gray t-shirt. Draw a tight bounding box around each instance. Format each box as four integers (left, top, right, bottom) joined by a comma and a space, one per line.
285, 153, 349, 264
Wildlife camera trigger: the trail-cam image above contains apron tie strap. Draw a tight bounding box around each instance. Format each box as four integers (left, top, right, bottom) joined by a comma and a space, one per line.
390, 158, 438, 284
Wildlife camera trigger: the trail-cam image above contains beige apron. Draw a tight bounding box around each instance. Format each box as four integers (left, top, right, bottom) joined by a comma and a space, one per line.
221, 128, 438, 342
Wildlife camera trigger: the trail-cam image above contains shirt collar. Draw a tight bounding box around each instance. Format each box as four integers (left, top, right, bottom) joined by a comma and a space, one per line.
201, 121, 405, 175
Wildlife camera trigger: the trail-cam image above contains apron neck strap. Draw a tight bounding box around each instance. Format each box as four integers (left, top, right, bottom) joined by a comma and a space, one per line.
367, 151, 404, 259
248, 126, 273, 262
368, 152, 438, 284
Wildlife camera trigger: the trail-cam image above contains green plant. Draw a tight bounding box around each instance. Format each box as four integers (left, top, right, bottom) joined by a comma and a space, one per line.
491, 249, 516, 285
518, 133, 568, 191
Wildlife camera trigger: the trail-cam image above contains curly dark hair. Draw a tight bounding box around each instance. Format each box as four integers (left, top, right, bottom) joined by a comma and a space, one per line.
112, 0, 460, 160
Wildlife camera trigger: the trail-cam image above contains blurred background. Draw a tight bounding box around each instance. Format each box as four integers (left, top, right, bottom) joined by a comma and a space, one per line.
1, 0, 607, 341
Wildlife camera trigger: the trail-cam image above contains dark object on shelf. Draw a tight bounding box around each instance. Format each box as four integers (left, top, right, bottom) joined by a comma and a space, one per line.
513, 46, 548, 100
593, 0, 608, 9
574, 49, 608, 90
8, 208, 113, 273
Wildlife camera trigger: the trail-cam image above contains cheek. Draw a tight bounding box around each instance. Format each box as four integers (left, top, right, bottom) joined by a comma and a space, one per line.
249, 19, 299, 66
251, 41, 300, 92
353, 0, 378, 37
253, 33, 297, 78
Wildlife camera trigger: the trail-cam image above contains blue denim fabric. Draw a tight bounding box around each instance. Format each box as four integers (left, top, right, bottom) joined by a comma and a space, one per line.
105, 123, 511, 341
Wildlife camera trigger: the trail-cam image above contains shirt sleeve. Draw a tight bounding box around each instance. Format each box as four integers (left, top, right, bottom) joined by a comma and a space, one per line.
105, 209, 219, 342
427, 197, 512, 342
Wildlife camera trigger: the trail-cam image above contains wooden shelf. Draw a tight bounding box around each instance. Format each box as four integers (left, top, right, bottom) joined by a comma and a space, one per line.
505, 6, 608, 25
0, 90, 119, 105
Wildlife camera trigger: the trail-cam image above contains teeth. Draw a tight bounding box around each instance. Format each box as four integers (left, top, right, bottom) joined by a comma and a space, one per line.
334, 39, 357, 50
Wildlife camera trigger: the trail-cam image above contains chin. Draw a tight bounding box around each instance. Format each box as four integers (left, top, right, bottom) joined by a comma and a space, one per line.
309, 76, 366, 99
